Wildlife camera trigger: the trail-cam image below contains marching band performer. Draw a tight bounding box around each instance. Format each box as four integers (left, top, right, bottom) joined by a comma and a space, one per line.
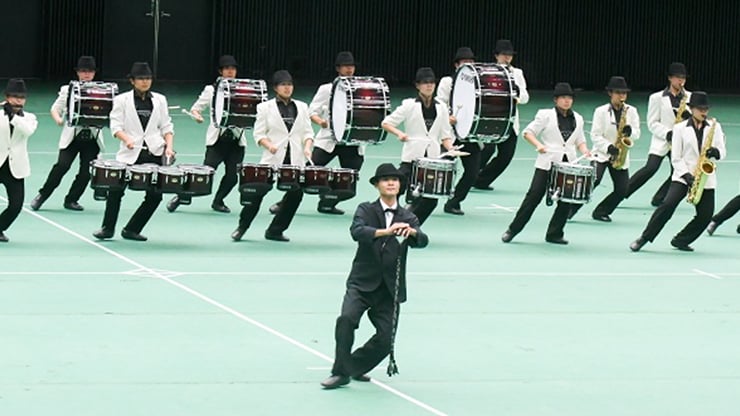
707, 195, 739, 236
93, 62, 175, 242
570, 76, 640, 222
436, 46, 479, 216
321, 163, 428, 389
381, 67, 455, 225
630, 92, 726, 252
501, 83, 590, 245
0, 79, 37, 243
474, 39, 529, 191
31, 56, 106, 211
167, 55, 246, 214
231, 70, 313, 242
626, 63, 691, 207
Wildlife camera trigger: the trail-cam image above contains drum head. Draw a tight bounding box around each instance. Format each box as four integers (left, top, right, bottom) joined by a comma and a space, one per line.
66, 81, 80, 127
330, 78, 350, 140
212, 79, 227, 127
450, 64, 479, 139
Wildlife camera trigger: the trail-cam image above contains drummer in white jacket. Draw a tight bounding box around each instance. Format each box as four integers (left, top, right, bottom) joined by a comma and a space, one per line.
501, 83, 590, 245
382, 67, 455, 225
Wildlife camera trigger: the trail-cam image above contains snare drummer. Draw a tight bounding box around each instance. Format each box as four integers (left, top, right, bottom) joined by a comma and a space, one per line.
167, 55, 245, 214
92, 62, 175, 241
381, 67, 455, 225
31, 56, 106, 212
501, 83, 590, 245
231, 70, 313, 242
570, 76, 640, 222
1, 79, 38, 243
436, 47, 479, 216
474, 39, 529, 191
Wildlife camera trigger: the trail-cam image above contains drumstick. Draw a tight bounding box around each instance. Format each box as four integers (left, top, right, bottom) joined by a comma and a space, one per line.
181, 108, 198, 120
168, 105, 181, 110
453, 104, 463, 117
571, 148, 597, 164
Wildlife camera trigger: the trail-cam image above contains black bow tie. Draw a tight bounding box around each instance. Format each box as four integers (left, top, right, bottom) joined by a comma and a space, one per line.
384, 208, 397, 214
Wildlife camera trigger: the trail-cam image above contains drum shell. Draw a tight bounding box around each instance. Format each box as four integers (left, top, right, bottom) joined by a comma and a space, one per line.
238, 163, 274, 196
276, 165, 302, 191
155, 166, 186, 194
89, 160, 127, 190
127, 164, 158, 192
329, 168, 358, 195
410, 158, 456, 198
67, 81, 118, 128
302, 166, 332, 194
212, 78, 267, 129
181, 165, 215, 196
330, 76, 390, 145
549, 162, 595, 204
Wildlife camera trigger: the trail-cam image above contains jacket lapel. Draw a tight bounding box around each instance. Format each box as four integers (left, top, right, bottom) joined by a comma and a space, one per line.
269, 99, 289, 134
126, 92, 145, 136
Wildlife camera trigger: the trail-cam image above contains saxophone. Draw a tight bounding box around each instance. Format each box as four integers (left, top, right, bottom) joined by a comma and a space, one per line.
670, 90, 689, 150
611, 103, 633, 169
686, 117, 717, 205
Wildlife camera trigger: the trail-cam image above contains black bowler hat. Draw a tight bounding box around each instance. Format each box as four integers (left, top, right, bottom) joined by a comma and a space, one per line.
218, 55, 238, 68
271, 70, 293, 86
4, 78, 27, 97
335, 51, 356, 66
453, 47, 476, 63
667, 62, 688, 77
553, 82, 575, 97
127, 62, 153, 78
688, 91, 710, 109
369, 163, 404, 185
415, 67, 436, 83
605, 76, 630, 91
494, 39, 516, 55
75, 56, 96, 71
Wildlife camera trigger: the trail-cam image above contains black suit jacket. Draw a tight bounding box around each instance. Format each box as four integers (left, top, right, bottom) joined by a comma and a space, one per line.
346, 199, 429, 303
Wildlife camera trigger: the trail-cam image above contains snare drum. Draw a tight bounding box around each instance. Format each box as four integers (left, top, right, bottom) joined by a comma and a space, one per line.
89, 159, 127, 191
155, 166, 186, 194
330, 168, 358, 195
66, 81, 118, 128
410, 158, 456, 199
450, 63, 515, 143
548, 162, 595, 204
180, 164, 215, 196
330, 76, 390, 145
276, 165, 302, 191
212, 77, 268, 129
127, 164, 158, 192
302, 166, 332, 194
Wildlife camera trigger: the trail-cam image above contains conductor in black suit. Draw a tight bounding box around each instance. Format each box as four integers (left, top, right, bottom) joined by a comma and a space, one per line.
321, 163, 429, 389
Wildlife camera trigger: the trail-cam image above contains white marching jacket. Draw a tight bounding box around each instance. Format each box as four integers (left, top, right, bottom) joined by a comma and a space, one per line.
51, 84, 106, 150
523, 108, 586, 171
590, 103, 641, 168
0, 106, 38, 179
110, 90, 174, 165
382, 98, 452, 163
646, 89, 691, 157
190, 84, 247, 147
254, 98, 313, 166
671, 118, 726, 189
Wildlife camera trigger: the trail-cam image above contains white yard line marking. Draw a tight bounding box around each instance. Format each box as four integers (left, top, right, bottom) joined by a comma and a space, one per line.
692, 268, 724, 280
475, 203, 516, 212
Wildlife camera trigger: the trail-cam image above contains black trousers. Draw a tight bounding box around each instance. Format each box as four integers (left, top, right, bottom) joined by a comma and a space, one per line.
38, 136, 100, 203
0, 160, 24, 233
238, 187, 303, 234
711, 195, 739, 225
476, 132, 518, 187
626, 153, 673, 204
508, 168, 574, 240
312, 145, 364, 210
640, 182, 714, 245
446, 142, 482, 209
571, 161, 629, 217
332, 283, 396, 377
101, 152, 162, 233
179, 135, 245, 204
399, 162, 438, 225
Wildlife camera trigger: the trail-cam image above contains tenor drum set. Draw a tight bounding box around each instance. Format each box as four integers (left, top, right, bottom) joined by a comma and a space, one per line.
90, 161, 216, 199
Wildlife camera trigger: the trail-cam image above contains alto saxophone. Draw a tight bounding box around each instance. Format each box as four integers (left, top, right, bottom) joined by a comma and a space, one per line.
670, 90, 689, 150
611, 103, 633, 169
686, 118, 717, 205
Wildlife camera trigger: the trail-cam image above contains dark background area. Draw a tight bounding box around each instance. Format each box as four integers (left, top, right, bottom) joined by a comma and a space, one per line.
3, 0, 739, 91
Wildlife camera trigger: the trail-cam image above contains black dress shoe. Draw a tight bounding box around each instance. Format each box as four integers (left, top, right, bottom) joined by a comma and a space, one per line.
545, 236, 569, 245
317, 206, 345, 215
706, 221, 718, 236
670, 239, 694, 252
320, 375, 350, 389
211, 202, 231, 213
443, 205, 465, 215
121, 229, 148, 241
265, 232, 290, 242
93, 228, 114, 240
501, 229, 515, 243
166, 196, 180, 213
0, 232, 9, 242
592, 213, 612, 222
30, 194, 46, 211
269, 202, 281, 215
629, 237, 647, 252
473, 184, 494, 191
736, 224, 740, 234
351, 374, 371, 382
231, 228, 246, 241
63, 201, 84, 211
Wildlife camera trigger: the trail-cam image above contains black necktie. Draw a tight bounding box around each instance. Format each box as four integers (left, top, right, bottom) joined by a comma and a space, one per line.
384, 208, 397, 214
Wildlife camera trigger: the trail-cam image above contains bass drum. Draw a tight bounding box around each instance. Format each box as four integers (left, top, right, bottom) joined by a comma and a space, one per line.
330, 76, 390, 145
212, 78, 268, 129
66, 81, 118, 128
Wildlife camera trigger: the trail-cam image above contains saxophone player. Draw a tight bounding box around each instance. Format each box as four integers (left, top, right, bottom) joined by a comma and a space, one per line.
625, 62, 691, 207
630, 92, 726, 252
570, 76, 640, 222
